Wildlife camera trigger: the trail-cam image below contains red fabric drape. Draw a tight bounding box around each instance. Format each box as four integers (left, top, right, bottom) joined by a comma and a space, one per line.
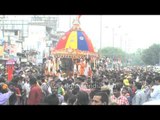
7, 65, 14, 81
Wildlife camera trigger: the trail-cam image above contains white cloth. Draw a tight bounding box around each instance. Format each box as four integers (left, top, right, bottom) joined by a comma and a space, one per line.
84, 64, 89, 77
23, 82, 30, 98
61, 102, 68, 105
143, 100, 160, 105
48, 86, 52, 94
74, 64, 77, 73
150, 85, 160, 100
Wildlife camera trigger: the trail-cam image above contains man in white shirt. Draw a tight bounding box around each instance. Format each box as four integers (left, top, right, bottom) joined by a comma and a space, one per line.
23, 79, 30, 105
149, 76, 160, 101
143, 100, 160, 105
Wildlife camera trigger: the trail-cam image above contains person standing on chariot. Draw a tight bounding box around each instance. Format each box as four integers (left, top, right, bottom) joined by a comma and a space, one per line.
78, 59, 86, 76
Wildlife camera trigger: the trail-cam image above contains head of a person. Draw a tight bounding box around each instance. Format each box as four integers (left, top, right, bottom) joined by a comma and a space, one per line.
76, 91, 89, 105
12, 76, 19, 85
72, 86, 80, 95
64, 91, 72, 102
0, 83, 8, 93
154, 76, 160, 85
37, 80, 42, 86
101, 86, 110, 97
122, 87, 128, 95
51, 83, 59, 94
68, 94, 77, 105
57, 69, 60, 73
91, 92, 108, 105
41, 78, 46, 83
127, 76, 132, 81
0, 77, 5, 83
146, 78, 152, 85
113, 84, 121, 98
89, 89, 99, 100
44, 93, 59, 105
135, 82, 142, 90
80, 59, 84, 63
29, 76, 37, 85
25, 77, 29, 83
123, 79, 130, 87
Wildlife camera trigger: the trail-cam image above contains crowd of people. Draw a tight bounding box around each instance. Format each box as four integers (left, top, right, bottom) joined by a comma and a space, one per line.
0, 57, 160, 105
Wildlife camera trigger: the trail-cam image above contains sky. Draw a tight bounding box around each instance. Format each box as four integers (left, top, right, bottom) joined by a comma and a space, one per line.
58, 15, 160, 53
1, 15, 160, 54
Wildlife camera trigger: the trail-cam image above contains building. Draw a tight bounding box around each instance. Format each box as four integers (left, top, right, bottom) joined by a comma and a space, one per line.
0, 16, 29, 60
0, 15, 60, 64
25, 15, 59, 64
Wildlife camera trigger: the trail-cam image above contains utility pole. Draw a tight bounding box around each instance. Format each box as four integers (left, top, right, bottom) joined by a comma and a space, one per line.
0, 15, 5, 40
21, 20, 24, 52
8, 35, 10, 55
120, 36, 122, 50
2, 15, 4, 39
100, 15, 102, 54
159, 52, 160, 66
112, 28, 115, 48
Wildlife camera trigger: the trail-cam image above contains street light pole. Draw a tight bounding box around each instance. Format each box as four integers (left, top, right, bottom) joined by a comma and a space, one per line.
125, 33, 128, 52
159, 52, 160, 65
120, 36, 122, 50
112, 28, 115, 48
118, 25, 121, 49
2, 18, 4, 38
100, 15, 102, 54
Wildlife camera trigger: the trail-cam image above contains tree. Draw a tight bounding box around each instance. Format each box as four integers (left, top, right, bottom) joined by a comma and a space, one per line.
142, 44, 160, 65
99, 47, 145, 66
129, 49, 145, 66
99, 47, 126, 62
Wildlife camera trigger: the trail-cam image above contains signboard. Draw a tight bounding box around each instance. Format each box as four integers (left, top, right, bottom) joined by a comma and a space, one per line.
21, 58, 27, 62
6, 59, 15, 65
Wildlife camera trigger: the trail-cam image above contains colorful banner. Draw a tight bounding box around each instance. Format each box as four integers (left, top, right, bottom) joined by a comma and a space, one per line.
7, 65, 14, 81
6, 59, 15, 65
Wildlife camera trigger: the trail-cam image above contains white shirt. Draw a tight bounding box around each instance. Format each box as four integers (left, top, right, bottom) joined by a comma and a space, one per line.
143, 100, 160, 105
150, 85, 160, 100
23, 82, 30, 98
84, 64, 89, 77
48, 86, 52, 94
74, 64, 77, 73
61, 102, 68, 105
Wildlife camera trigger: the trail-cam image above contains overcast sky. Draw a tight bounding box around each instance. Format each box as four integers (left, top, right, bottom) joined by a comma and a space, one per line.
58, 15, 160, 53
2, 15, 160, 53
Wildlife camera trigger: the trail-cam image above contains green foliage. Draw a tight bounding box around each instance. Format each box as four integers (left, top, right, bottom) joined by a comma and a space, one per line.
142, 44, 160, 65
99, 47, 126, 62
98, 44, 160, 66
100, 47, 125, 57
129, 49, 145, 66
99, 47, 145, 66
